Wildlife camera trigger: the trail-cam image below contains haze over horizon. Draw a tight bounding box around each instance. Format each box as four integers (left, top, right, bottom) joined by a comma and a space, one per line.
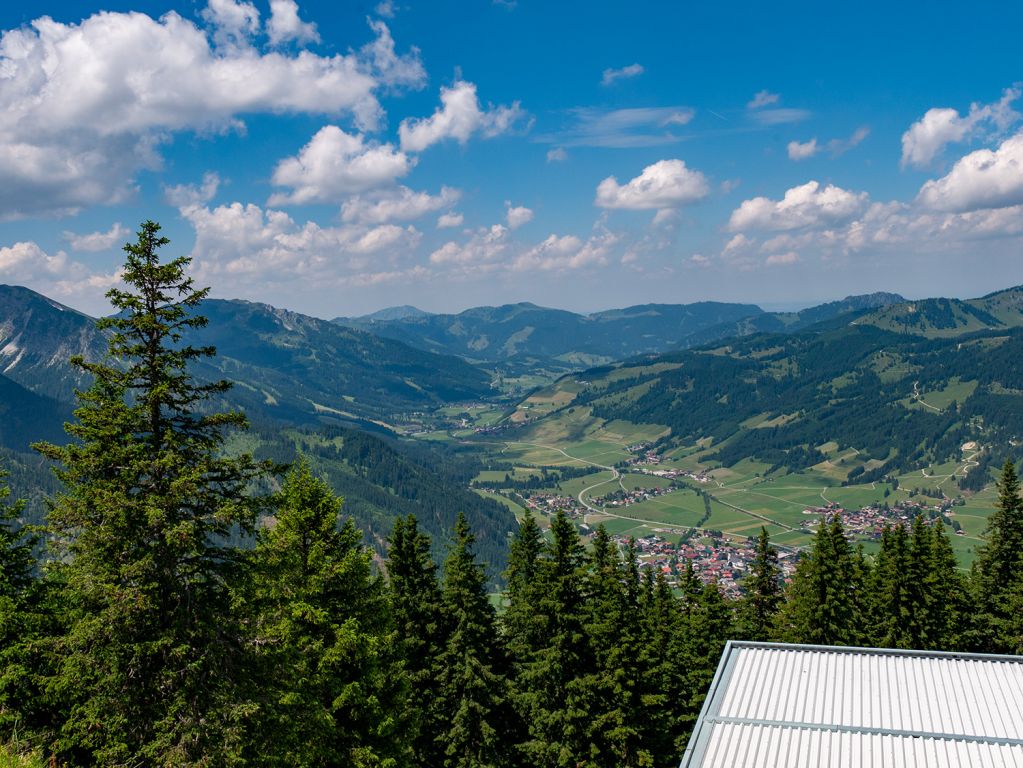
1, 0, 1021, 317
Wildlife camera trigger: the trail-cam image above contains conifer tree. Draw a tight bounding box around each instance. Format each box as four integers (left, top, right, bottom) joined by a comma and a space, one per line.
514, 509, 594, 767
248, 460, 404, 767
972, 460, 1023, 650
738, 527, 782, 640
34, 222, 269, 765
868, 524, 911, 648
436, 512, 515, 768
388, 515, 449, 768
639, 571, 679, 767
502, 510, 544, 665
582, 531, 650, 767
777, 517, 858, 645
672, 581, 733, 751
929, 521, 969, 649
0, 470, 41, 735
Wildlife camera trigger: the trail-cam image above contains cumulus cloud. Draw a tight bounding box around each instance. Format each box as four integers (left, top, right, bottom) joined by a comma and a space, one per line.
340, 186, 460, 224
360, 18, 426, 89
601, 63, 644, 87
747, 90, 780, 110
0, 7, 422, 217
901, 86, 1020, 169
688, 253, 711, 268
787, 139, 819, 161
0, 240, 121, 305
505, 203, 534, 229
398, 80, 526, 152
437, 211, 464, 228
62, 223, 131, 252
541, 106, 695, 148
728, 181, 869, 232
546, 147, 568, 163
164, 172, 221, 208
917, 132, 1023, 212
595, 159, 709, 210
430, 224, 509, 267
269, 126, 413, 205
267, 0, 319, 45
511, 232, 618, 272
180, 200, 422, 288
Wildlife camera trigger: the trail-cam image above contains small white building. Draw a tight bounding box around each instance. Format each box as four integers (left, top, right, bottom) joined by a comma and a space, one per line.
680, 641, 1023, 767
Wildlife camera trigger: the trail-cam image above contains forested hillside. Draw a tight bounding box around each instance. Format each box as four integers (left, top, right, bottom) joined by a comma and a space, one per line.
514, 322, 1023, 484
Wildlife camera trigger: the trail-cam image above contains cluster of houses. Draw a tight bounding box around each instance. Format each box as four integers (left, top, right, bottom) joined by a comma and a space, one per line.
614, 531, 799, 599
800, 499, 962, 537
590, 484, 677, 508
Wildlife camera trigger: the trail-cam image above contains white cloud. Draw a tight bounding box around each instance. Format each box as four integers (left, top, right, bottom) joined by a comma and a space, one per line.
430, 224, 509, 267
0, 240, 121, 305
340, 186, 460, 224
269, 126, 413, 205
546, 147, 568, 163
601, 63, 644, 87
505, 203, 534, 229
360, 19, 426, 89
201, 0, 260, 50
595, 159, 709, 210
688, 253, 711, 268
901, 86, 1020, 169
267, 0, 319, 46
398, 80, 526, 152
164, 172, 221, 208
765, 251, 799, 266
788, 128, 869, 161
181, 200, 422, 287
747, 90, 780, 109
728, 181, 869, 232
511, 232, 617, 272
63, 223, 131, 252
0, 8, 421, 216
437, 212, 464, 228
375, 1, 396, 18
917, 132, 1023, 212
787, 139, 819, 161
541, 106, 695, 148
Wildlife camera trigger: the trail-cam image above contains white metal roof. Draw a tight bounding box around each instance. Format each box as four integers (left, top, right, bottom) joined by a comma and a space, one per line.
680, 642, 1023, 768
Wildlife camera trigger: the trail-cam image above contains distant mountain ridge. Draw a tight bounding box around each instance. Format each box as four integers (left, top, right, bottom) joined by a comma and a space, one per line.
856, 286, 1023, 337
336, 300, 765, 364
0, 285, 493, 428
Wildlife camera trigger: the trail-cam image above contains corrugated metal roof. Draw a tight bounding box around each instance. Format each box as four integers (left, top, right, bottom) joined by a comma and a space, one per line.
680, 642, 1023, 767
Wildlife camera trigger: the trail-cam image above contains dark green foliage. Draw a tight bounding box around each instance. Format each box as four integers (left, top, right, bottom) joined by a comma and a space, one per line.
247, 460, 404, 767
777, 517, 863, 645
971, 460, 1023, 651
34, 222, 270, 765
738, 527, 782, 640
387, 515, 449, 768
436, 513, 516, 768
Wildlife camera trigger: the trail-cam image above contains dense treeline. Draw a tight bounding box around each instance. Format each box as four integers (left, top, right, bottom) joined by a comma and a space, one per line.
2, 225, 1023, 765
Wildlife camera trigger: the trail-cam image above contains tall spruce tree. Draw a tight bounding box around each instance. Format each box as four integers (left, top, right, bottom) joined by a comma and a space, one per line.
777, 517, 859, 645
514, 509, 594, 767
928, 521, 968, 649
738, 527, 782, 640
867, 524, 911, 648
34, 222, 269, 765
972, 459, 1023, 650
248, 460, 405, 767
388, 515, 449, 768
436, 512, 515, 768
582, 531, 650, 768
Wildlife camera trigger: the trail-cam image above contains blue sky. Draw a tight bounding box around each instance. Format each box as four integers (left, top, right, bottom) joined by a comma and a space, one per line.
0, 0, 1021, 317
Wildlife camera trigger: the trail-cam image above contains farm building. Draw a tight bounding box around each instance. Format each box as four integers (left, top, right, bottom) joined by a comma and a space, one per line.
680, 641, 1023, 767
